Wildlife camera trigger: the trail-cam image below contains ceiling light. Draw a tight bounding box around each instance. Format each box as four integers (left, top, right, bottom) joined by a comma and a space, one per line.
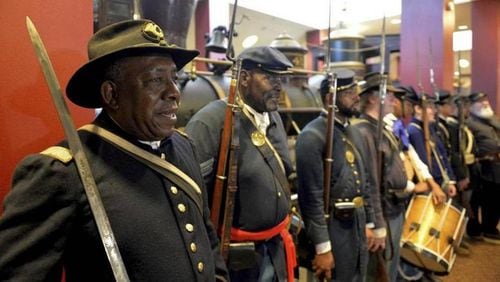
390, 18, 401, 25
459, 59, 470, 68
242, 35, 259, 48
453, 30, 472, 51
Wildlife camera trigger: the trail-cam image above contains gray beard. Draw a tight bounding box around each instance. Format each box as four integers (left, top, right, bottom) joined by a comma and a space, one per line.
472, 105, 494, 119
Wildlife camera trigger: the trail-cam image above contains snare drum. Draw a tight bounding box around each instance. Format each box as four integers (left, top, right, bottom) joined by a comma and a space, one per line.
400, 195, 467, 274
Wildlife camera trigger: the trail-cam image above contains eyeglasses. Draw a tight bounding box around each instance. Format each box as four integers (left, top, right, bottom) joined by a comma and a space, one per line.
252, 70, 287, 84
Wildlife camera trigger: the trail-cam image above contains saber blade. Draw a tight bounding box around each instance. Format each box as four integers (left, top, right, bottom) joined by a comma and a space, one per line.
26, 17, 130, 282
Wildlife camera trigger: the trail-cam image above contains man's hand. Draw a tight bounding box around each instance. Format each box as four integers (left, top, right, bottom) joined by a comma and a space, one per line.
448, 184, 457, 197
312, 251, 334, 281
457, 178, 470, 191
428, 179, 446, 205
413, 181, 429, 193
366, 228, 375, 251
371, 236, 386, 252
366, 228, 386, 252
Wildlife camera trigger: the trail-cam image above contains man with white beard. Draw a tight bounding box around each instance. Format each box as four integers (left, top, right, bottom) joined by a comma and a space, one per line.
466, 92, 500, 244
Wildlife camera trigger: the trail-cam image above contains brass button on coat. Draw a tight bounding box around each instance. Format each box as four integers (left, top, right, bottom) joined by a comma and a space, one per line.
178, 203, 186, 213
170, 186, 178, 194
197, 262, 204, 272
190, 242, 197, 253
186, 223, 194, 232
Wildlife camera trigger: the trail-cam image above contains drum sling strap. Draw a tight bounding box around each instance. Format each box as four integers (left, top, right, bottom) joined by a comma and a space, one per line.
79, 124, 204, 215
409, 122, 450, 189
237, 107, 296, 282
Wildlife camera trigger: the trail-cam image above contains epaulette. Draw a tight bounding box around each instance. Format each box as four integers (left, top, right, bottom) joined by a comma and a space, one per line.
174, 128, 189, 139
40, 146, 73, 164
350, 118, 369, 126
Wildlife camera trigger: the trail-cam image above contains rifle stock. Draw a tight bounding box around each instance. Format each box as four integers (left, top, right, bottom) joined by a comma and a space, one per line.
219, 103, 241, 260
210, 0, 241, 261
210, 59, 241, 226
376, 251, 389, 282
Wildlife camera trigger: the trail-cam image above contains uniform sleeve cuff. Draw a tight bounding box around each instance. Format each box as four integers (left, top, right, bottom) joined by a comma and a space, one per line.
372, 228, 387, 238
315, 241, 332, 255
366, 222, 375, 228
405, 180, 415, 193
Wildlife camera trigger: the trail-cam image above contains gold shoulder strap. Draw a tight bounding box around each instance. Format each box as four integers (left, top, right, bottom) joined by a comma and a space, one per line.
40, 146, 73, 163
79, 124, 204, 214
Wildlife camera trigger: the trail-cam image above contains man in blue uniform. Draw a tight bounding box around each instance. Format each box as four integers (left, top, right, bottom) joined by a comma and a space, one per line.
0, 20, 228, 281
406, 91, 457, 197
296, 69, 376, 281
435, 90, 454, 158
185, 46, 295, 281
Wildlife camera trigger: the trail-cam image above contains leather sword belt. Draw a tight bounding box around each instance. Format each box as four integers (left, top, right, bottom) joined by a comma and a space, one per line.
477, 152, 500, 163
231, 215, 296, 282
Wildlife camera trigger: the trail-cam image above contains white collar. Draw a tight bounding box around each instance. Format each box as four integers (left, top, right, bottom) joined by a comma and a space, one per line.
108, 113, 162, 150
138, 140, 161, 150
245, 104, 270, 134
383, 113, 398, 128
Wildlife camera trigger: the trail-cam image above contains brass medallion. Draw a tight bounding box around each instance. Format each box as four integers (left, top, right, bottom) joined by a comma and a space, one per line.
352, 197, 364, 208
345, 150, 355, 163
353, 196, 364, 208
251, 131, 266, 147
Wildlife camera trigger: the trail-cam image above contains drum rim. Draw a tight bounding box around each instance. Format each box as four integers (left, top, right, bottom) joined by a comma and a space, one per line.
400, 241, 453, 275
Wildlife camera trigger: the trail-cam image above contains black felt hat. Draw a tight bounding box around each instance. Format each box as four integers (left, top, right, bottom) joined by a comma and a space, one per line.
435, 89, 453, 105
398, 85, 419, 104
238, 46, 293, 74
452, 93, 471, 104
358, 72, 404, 95
319, 68, 357, 96
469, 92, 488, 103
66, 19, 200, 108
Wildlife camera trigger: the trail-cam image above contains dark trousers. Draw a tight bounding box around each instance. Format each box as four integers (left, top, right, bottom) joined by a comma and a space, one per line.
481, 179, 500, 234
229, 238, 286, 282
467, 174, 483, 236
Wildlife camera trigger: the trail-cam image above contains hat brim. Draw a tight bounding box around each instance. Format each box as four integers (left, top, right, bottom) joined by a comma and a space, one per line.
264, 69, 292, 75
338, 82, 357, 92
359, 84, 402, 96
67, 45, 199, 108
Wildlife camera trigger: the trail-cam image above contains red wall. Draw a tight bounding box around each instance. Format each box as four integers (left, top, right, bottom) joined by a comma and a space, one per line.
399, 0, 454, 93
471, 0, 500, 113
0, 1, 94, 212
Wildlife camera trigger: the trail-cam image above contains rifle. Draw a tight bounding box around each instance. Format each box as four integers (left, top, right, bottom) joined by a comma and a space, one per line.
26, 17, 129, 281
323, 0, 338, 217
211, 0, 242, 261
428, 38, 439, 99
416, 43, 432, 169
455, 51, 467, 168
375, 14, 390, 282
